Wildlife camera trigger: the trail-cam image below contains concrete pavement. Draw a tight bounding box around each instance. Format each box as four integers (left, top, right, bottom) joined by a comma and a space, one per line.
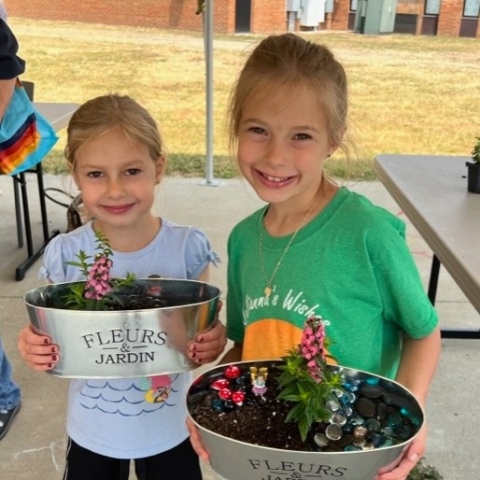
0, 173, 479, 479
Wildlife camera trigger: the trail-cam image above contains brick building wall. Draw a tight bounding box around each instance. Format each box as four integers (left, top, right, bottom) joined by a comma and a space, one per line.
6, 0, 234, 32
252, 0, 286, 32
438, 0, 463, 36
5, 0, 479, 38
330, 0, 351, 30
6, 0, 285, 34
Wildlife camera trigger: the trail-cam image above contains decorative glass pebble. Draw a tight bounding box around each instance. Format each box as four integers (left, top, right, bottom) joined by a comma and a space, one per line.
325, 423, 343, 441
382, 438, 394, 447
400, 407, 422, 426
344, 444, 362, 452
224, 399, 235, 412
381, 426, 394, 437
365, 418, 381, 433
353, 438, 366, 448
211, 398, 224, 412
395, 424, 412, 440
353, 425, 368, 439
333, 388, 344, 398
344, 391, 357, 403
342, 406, 353, 417
326, 399, 340, 412
330, 412, 348, 426
387, 411, 402, 427
313, 432, 329, 448
350, 414, 365, 426
369, 433, 383, 447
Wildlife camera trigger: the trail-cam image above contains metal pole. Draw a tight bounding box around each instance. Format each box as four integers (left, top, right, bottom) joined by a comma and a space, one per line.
200, 0, 220, 186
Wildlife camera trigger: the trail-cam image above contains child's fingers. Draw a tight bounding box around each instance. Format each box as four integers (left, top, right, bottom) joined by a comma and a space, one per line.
18, 347, 59, 371
18, 325, 60, 371
194, 320, 226, 344
188, 321, 227, 363
19, 324, 52, 345
187, 418, 210, 462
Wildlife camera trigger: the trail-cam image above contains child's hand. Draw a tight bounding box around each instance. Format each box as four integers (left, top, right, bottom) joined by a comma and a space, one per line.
187, 417, 210, 462
188, 301, 226, 364
374, 423, 427, 480
18, 325, 60, 371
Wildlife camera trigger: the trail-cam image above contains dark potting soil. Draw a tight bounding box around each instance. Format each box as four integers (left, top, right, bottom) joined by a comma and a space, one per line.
106, 295, 170, 310
191, 377, 308, 451
188, 363, 422, 453
46, 294, 171, 311
38, 279, 214, 311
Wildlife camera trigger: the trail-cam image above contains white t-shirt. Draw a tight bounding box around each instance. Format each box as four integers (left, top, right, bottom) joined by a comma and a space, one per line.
40, 220, 219, 458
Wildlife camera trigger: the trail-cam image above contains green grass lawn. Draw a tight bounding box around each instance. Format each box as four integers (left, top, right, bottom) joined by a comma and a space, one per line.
10, 18, 480, 180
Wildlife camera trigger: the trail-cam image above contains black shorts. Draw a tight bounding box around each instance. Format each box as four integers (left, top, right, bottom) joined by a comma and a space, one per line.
63, 437, 202, 480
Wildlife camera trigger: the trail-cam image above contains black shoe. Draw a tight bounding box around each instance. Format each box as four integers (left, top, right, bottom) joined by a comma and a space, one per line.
0, 402, 21, 440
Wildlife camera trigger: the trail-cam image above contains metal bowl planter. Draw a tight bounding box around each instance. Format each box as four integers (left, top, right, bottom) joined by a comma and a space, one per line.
24, 278, 220, 378
187, 360, 424, 480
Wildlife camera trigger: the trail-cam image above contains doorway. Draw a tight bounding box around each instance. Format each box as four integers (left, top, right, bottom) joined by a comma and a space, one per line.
235, 0, 251, 33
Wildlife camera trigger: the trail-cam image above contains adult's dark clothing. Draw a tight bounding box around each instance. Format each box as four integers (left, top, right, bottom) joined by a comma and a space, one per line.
0, 18, 25, 79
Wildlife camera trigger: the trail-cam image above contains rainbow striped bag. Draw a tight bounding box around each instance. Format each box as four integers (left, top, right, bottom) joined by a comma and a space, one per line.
0, 80, 58, 175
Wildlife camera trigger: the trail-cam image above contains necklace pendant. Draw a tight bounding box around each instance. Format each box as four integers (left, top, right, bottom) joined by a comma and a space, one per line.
264, 286, 272, 298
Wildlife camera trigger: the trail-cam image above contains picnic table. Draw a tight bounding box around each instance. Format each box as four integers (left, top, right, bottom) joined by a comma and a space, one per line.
374, 154, 480, 339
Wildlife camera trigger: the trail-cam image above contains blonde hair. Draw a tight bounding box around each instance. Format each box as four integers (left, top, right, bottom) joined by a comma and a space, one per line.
65, 94, 164, 169
228, 34, 348, 154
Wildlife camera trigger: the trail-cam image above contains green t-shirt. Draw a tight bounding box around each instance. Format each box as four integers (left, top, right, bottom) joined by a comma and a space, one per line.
226, 187, 438, 379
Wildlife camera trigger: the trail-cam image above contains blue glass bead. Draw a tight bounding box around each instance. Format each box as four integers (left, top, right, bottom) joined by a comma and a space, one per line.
343, 381, 359, 393
223, 399, 235, 412
344, 391, 356, 404
369, 433, 383, 448
211, 398, 224, 412
400, 407, 421, 427
410, 416, 421, 427
381, 426, 394, 437
349, 414, 365, 426
342, 423, 353, 434
395, 424, 412, 440
344, 445, 361, 452
365, 418, 381, 433
343, 382, 354, 392
382, 438, 394, 447
235, 376, 247, 387
387, 412, 402, 427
